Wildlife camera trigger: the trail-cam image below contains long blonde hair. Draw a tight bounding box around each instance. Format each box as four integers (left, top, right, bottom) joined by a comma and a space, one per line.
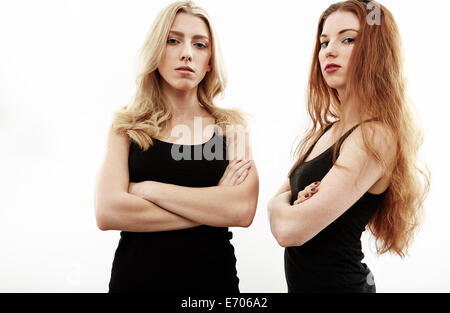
112, 1, 247, 150
289, 0, 430, 257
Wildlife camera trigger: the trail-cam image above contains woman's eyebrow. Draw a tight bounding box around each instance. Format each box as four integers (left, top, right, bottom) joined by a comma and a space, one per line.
169, 30, 210, 41
320, 28, 359, 38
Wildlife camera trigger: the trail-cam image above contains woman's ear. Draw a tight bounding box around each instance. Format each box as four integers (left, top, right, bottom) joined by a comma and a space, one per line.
207, 63, 212, 72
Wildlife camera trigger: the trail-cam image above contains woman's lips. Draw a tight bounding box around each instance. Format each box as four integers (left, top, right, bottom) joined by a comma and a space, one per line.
175, 69, 194, 75
175, 66, 195, 75
325, 66, 340, 73
325, 64, 341, 73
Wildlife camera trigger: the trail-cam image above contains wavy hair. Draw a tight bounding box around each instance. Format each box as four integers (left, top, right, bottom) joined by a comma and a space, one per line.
111, 1, 247, 150
288, 0, 430, 257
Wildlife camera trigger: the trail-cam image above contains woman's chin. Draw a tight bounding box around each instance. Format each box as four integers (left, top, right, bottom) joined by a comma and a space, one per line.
168, 81, 197, 92
324, 80, 344, 91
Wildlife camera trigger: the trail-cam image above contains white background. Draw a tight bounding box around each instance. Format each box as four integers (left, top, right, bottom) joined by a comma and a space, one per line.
0, 0, 448, 292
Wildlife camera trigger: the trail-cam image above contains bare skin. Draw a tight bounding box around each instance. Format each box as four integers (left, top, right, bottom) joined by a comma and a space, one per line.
267, 11, 396, 247
94, 13, 259, 232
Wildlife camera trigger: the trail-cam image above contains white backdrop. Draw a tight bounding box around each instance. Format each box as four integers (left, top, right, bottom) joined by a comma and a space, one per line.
0, 0, 448, 292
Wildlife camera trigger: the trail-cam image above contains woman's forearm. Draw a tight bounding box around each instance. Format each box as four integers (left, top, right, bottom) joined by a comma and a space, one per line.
267, 191, 299, 247
135, 181, 257, 228
96, 191, 201, 232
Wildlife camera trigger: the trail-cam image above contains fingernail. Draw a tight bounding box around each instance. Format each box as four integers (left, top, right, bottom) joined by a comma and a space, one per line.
311, 188, 316, 192
304, 193, 310, 198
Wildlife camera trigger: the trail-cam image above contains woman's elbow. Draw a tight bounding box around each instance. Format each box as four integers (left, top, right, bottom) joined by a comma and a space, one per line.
275, 233, 304, 248
95, 210, 110, 231
271, 225, 289, 247
97, 221, 110, 231
94, 204, 113, 231
94, 200, 117, 231
271, 224, 305, 248
235, 199, 257, 228
94, 192, 111, 230
94, 192, 126, 231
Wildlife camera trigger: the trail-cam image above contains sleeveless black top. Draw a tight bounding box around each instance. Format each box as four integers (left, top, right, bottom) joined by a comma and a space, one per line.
285, 122, 386, 293
108, 128, 240, 293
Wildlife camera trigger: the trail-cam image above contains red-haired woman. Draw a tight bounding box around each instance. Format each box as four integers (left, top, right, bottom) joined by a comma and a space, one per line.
268, 0, 429, 293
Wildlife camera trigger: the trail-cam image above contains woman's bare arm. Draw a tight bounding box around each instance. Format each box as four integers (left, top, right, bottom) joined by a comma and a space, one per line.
129, 130, 260, 228
273, 178, 291, 198
268, 124, 396, 247
94, 125, 200, 232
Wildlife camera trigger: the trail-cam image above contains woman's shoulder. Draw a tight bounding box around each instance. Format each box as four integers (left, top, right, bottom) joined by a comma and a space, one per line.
363, 121, 395, 147
343, 120, 397, 166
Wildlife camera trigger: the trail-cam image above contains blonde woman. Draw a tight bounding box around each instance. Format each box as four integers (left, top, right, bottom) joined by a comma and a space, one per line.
268, 0, 429, 292
94, 1, 259, 293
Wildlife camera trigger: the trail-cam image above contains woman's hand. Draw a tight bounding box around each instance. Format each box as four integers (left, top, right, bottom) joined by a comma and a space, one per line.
293, 181, 320, 205
218, 158, 252, 186
127, 158, 253, 203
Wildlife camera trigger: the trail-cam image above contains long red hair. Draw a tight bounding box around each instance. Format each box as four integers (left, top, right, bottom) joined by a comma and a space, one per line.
289, 0, 430, 257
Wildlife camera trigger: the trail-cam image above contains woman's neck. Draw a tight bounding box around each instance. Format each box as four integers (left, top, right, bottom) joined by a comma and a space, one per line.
162, 83, 207, 121
335, 94, 367, 130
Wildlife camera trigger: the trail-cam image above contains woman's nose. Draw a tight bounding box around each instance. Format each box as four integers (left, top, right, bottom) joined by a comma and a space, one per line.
325, 42, 337, 58
180, 44, 192, 62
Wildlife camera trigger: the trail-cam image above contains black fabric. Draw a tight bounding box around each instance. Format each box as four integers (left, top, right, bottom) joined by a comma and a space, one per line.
286, 121, 385, 293
108, 128, 240, 293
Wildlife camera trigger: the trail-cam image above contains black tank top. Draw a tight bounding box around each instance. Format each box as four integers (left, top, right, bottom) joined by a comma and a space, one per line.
286, 121, 386, 292
108, 127, 240, 293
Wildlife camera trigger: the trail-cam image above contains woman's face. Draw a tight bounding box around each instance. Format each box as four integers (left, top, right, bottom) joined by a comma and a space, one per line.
318, 10, 360, 94
158, 13, 212, 92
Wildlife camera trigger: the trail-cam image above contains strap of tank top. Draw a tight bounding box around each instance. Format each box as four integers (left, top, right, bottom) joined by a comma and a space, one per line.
303, 118, 378, 161
303, 123, 334, 160
335, 117, 379, 154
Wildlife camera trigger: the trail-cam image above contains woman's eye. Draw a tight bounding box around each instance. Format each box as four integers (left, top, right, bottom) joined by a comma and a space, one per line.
167, 38, 179, 44
343, 37, 355, 44
194, 43, 207, 48
320, 41, 329, 48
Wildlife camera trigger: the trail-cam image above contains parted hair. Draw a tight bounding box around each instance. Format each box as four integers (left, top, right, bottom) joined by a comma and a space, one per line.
111, 1, 247, 151
289, 0, 430, 257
